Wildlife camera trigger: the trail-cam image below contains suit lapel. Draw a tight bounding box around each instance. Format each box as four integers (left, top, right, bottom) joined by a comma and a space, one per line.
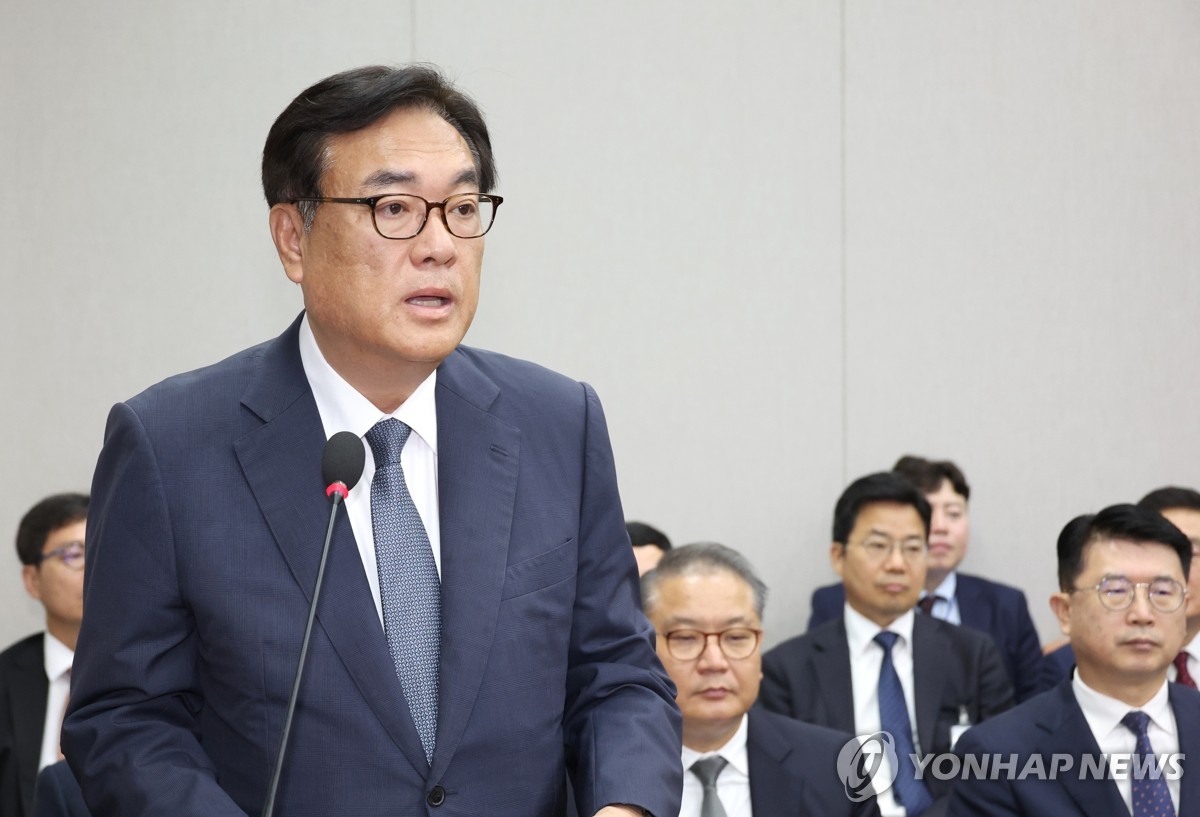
912, 616, 945, 754
747, 710, 803, 817
8, 636, 47, 810
812, 621, 857, 734
1037, 682, 1127, 814
428, 350, 520, 780
954, 574, 992, 633
1170, 684, 1200, 813
233, 317, 430, 775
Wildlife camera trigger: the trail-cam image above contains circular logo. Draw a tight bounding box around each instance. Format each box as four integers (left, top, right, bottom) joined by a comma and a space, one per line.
837, 732, 899, 802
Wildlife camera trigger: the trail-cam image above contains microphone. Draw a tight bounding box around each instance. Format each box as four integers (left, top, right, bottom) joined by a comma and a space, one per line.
322, 430, 366, 502
262, 432, 365, 817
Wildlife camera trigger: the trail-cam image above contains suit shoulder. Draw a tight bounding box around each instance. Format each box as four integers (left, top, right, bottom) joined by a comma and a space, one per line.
0, 632, 44, 668
124, 337, 274, 409
956, 686, 1063, 750
451, 345, 584, 396
958, 572, 1029, 603
926, 615, 1000, 650
753, 707, 854, 750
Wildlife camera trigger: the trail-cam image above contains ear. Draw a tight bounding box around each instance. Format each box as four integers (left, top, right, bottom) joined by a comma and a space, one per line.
1049, 592, 1072, 636
22, 564, 41, 602
269, 203, 307, 284
830, 541, 846, 579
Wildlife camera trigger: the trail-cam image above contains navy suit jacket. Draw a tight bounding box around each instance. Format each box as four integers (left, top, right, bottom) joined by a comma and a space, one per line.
746, 708, 881, 817
948, 680, 1200, 816
809, 573, 1045, 702
1038, 643, 1076, 690
760, 615, 1014, 805
32, 761, 90, 817
0, 633, 48, 817
62, 315, 682, 817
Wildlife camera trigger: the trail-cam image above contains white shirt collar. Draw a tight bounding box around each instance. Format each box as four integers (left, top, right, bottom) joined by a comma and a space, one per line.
1073, 672, 1175, 740
42, 631, 73, 682
844, 603, 917, 657
923, 571, 957, 603
298, 314, 438, 452
681, 713, 750, 780
1183, 631, 1200, 660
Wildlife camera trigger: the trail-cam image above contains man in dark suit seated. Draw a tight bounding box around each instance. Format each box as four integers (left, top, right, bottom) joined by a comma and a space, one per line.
641, 542, 880, 816
948, 504, 1200, 816
810, 457, 1045, 702
1038, 486, 1200, 691
762, 472, 1013, 817
62, 65, 681, 817
0, 493, 88, 817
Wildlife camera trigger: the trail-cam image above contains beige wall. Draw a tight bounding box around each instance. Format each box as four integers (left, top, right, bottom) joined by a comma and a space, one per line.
1, 1, 1197, 651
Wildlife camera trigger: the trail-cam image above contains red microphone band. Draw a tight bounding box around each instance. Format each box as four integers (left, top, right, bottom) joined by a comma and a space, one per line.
325, 482, 349, 500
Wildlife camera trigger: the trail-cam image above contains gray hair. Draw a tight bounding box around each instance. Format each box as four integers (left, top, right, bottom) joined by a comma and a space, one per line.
641, 542, 767, 619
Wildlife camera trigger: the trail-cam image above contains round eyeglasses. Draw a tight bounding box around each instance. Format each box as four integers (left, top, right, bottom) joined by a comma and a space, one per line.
291, 193, 503, 239
855, 538, 928, 563
663, 628, 763, 661
1071, 576, 1186, 613
36, 540, 86, 570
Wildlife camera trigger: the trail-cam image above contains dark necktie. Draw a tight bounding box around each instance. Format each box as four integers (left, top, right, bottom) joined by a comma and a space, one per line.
1121, 710, 1175, 817
365, 418, 440, 764
690, 756, 729, 817
1173, 652, 1197, 689
917, 594, 943, 616
874, 631, 934, 816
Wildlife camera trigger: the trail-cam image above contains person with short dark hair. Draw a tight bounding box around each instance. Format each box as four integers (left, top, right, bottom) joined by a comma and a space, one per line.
949, 504, 1200, 816
627, 521, 672, 576
762, 473, 1013, 817
1042, 486, 1200, 691
62, 65, 681, 817
642, 543, 879, 817
0, 493, 88, 817
810, 456, 1046, 701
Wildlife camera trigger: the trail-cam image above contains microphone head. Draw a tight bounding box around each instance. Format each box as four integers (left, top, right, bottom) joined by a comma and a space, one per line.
321, 431, 366, 495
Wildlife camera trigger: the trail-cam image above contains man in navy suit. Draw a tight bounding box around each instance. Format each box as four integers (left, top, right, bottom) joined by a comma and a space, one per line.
1038, 486, 1200, 691
949, 504, 1200, 816
809, 457, 1044, 701
62, 65, 681, 817
641, 542, 880, 817
762, 473, 1013, 816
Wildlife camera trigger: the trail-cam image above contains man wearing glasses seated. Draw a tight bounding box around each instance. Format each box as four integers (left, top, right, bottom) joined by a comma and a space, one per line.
0, 493, 88, 817
641, 542, 879, 816
760, 473, 1013, 817
949, 504, 1200, 816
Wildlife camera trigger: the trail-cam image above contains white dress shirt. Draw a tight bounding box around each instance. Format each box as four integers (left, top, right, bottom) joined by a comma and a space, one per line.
1073, 674, 1180, 814
845, 605, 920, 817
39, 632, 73, 770
680, 714, 752, 817
299, 315, 442, 627
918, 571, 961, 625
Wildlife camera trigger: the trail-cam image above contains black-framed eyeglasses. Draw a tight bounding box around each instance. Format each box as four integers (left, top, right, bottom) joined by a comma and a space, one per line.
663, 628, 763, 661
36, 541, 85, 570
1070, 575, 1186, 613
291, 193, 503, 239
854, 537, 928, 563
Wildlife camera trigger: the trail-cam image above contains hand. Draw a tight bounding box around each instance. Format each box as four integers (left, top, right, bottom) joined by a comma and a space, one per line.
593, 807, 646, 817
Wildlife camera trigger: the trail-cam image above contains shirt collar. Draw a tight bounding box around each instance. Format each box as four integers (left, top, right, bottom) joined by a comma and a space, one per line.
681, 713, 750, 779
922, 571, 957, 603
1073, 672, 1174, 739
43, 632, 73, 681
1183, 631, 1200, 660
298, 314, 438, 452
844, 603, 916, 657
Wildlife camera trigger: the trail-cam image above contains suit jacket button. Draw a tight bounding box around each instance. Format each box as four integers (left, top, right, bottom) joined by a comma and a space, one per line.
427, 785, 446, 807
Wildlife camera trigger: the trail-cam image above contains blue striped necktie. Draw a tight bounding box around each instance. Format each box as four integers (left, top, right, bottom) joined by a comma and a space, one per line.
875, 631, 934, 815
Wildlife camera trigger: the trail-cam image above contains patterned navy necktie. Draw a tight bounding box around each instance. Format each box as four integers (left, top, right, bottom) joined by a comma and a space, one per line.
875, 631, 934, 816
365, 418, 440, 764
1121, 710, 1176, 817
